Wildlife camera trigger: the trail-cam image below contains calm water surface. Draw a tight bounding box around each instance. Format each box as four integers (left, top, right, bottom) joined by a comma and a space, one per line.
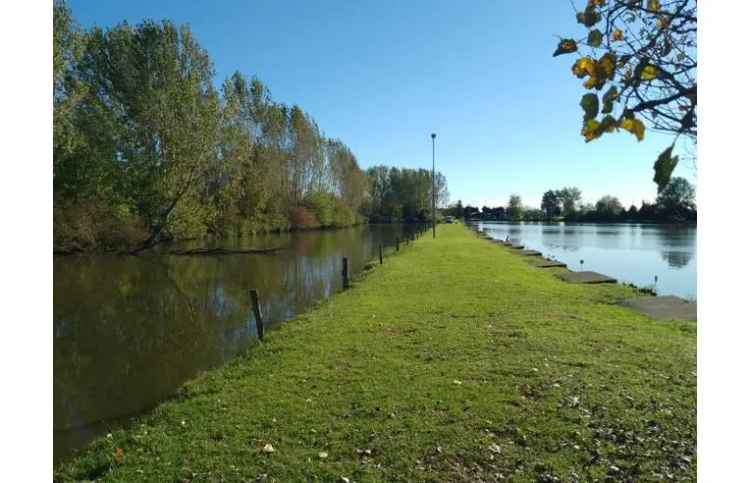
476, 221, 696, 299
54, 224, 417, 461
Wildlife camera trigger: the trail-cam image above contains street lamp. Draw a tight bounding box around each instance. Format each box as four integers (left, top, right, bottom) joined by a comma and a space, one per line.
431, 133, 436, 239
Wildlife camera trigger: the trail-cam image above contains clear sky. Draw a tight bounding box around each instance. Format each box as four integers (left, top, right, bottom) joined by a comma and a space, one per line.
66, 0, 694, 209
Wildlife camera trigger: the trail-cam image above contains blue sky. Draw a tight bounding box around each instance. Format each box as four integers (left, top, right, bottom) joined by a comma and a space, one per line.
67, 0, 694, 209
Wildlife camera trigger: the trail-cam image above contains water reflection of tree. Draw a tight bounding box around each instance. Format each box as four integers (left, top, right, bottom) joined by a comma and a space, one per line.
53, 226, 408, 458
653, 225, 695, 268
660, 250, 693, 268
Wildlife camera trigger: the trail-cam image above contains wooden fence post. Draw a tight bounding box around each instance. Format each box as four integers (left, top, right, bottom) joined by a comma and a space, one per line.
396, 238, 400, 252
342, 257, 349, 289
250, 289, 264, 340
379, 244, 383, 265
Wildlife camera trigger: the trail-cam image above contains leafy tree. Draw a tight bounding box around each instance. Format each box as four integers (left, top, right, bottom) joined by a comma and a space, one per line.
463, 205, 481, 219
507, 194, 524, 221
80, 19, 222, 247
524, 208, 546, 222
638, 200, 658, 221
656, 176, 695, 221
595, 195, 624, 218
558, 187, 583, 217
53, 4, 447, 251
363, 166, 448, 223
553, 0, 697, 190
53, 0, 86, 176
541, 190, 562, 219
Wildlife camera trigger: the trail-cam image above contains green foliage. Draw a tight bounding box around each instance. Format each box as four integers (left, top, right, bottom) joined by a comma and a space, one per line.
364, 166, 448, 223
656, 177, 696, 222
587, 29, 603, 48
507, 194, 524, 221
541, 190, 562, 219
595, 195, 624, 218
557, 187, 582, 218
53, 6, 394, 251
523, 208, 545, 222
653, 145, 680, 192
579, 93, 599, 122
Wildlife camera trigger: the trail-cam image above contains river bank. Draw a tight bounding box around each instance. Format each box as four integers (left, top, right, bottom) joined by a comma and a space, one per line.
55, 224, 696, 481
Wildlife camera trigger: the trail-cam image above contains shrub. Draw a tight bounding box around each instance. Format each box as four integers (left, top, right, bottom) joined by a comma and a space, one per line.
289, 206, 320, 229
53, 196, 148, 252
303, 192, 337, 227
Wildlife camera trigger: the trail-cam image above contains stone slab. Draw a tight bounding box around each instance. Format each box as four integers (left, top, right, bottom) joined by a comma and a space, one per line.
621, 295, 697, 321
556, 270, 617, 284
516, 249, 542, 256
509, 244, 524, 250
535, 260, 567, 268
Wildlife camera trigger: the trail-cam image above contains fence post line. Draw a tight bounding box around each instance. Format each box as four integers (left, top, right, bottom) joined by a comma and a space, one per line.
250, 289, 264, 340
379, 244, 383, 265
342, 257, 349, 289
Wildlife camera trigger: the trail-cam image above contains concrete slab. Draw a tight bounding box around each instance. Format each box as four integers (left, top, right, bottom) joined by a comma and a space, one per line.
621, 296, 697, 321
556, 270, 617, 284
516, 249, 542, 256
535, 260, 567, 268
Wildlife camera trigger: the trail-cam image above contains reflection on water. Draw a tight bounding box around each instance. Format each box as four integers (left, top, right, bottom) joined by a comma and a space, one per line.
54, 224, 415, 461
477, 222, 696, 299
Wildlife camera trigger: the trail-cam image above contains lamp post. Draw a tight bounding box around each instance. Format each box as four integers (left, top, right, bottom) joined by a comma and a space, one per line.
431, 133, 436, 239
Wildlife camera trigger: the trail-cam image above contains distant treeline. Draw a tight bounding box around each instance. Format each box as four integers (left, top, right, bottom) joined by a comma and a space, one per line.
446, 178, 696, 224
53, 2, 446, 253
365, 166, 448, 223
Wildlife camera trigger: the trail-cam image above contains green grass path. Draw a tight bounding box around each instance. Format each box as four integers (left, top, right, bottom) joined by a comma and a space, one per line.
57, 224, 696, 482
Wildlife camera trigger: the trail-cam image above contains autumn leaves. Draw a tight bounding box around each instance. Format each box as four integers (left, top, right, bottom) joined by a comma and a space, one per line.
552, 0, 672, 146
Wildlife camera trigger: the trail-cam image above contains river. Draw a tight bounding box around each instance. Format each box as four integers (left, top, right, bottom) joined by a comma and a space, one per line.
475, 221, 696, 299
53, 224, 418, 461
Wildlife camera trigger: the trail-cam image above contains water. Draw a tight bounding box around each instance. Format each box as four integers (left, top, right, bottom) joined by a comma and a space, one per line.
476, 221, 696, 299
53, 224, 418, 461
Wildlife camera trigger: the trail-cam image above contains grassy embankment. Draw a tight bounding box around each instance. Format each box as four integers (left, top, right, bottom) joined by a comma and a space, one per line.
56, 224, 696, 482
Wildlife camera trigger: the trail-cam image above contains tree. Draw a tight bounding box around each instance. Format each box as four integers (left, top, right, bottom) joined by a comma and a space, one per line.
363, 166, 449, 223
541, 190, 562, 219
507, 194, 524, 221
53, 0, 86, 179
656, 176, 695, 221
558, 187, 582, 218
524, 208, 545, 222
553, 0, 697, 190
595, 195, 624, 219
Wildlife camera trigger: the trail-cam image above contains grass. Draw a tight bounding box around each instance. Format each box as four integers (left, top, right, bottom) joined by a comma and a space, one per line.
55, 224, 696, 482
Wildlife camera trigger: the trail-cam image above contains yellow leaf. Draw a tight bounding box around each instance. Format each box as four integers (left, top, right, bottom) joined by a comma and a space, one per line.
612, 28, 624, 41
620, 118, 645, 141
641, 65, 659, 80
648, 0, 661, 12
582, 119, 602, 142
572, 57, 597, 78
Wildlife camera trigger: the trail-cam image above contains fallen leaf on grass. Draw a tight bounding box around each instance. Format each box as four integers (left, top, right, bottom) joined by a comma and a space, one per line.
263, 443, 275, 453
